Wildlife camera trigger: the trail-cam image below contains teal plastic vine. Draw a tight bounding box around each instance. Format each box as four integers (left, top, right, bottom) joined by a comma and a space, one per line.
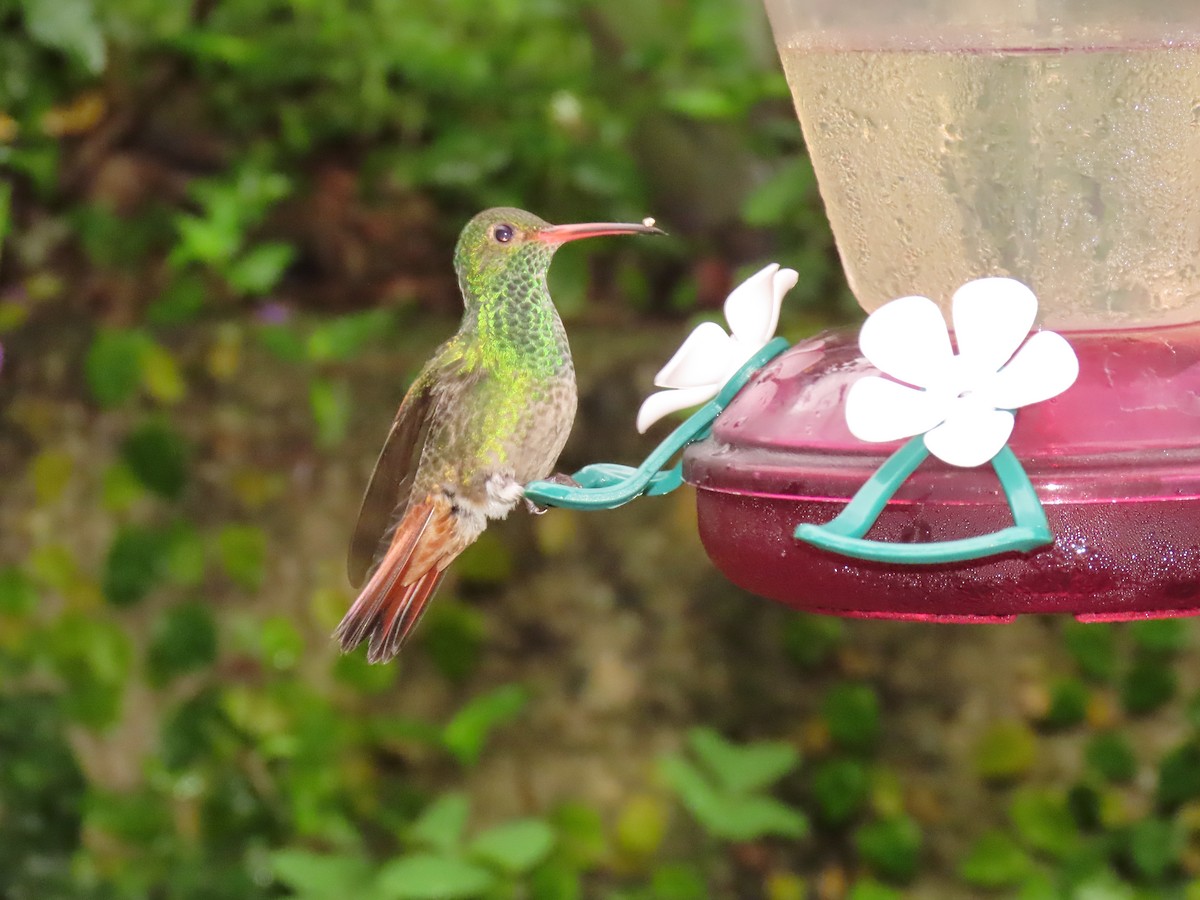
523, 338, 790, 510
794, 436, 1053, 563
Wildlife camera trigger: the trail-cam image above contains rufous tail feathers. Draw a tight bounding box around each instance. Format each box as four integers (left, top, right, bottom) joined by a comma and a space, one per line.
334, 495, 462, 663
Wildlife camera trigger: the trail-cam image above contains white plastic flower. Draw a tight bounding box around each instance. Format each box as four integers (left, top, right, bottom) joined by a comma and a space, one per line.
845, 277, 1079, 468
637, 263, 797, 433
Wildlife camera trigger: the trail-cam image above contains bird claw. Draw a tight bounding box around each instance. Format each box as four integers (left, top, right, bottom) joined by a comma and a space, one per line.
525, 472, 581, 514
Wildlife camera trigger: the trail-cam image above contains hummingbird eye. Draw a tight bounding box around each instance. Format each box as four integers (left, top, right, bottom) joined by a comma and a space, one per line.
492, 223, 515, 244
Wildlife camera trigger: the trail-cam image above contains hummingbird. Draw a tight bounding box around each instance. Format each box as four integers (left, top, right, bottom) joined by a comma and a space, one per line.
338, 207, 663, 663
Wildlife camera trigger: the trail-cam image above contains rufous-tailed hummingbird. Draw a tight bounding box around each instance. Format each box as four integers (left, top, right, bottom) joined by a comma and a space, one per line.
339, 207, 663, 662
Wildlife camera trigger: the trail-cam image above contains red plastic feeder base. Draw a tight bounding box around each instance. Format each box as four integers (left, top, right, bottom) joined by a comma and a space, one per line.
684, 324, 1200, 621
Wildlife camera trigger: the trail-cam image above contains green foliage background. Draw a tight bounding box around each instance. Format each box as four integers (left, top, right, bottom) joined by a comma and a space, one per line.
4, 2, 1200, 899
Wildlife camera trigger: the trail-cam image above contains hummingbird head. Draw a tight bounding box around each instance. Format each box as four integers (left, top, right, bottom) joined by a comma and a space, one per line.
453, 207, 664, 297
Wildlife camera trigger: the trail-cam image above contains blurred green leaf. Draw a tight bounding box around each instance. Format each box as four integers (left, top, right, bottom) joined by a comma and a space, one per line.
0, 566, 38, 617
85, 328, 149, 407
973, 720, 1037, 781
529, 861, 582, 900
958, 831, 1033, 888
147, 272, 208, 326
217, 524, 268, 591
164, 521, 206, 586
442, 683, 529, 766
454, 530, 515, 585
614, 793, 669, 859
855, 816, 923, 884
257, 322, 308, 363
103, 524, 170, 606
147, 601, 218, 686
468, 818, 555, 874
1085, 732, 1137, 784
1121, 658, 1176, 715
23, 0, 106, 73
121, 419, 189, 499
847, 880, 905, 900
139, 341, 186, 405
375, 853, 495, 900
811, 757, 869, 825
824, 683, 881, 753
270, 850, 374, 900
742, 158, 818, 228
658, 753, 807, 842
649, 863, 708, 900
333, 649, 400, 694
306, 309, 394, 363
258, 615, 305, 671
1008, 788, 1080, 859
420, 601, 486, 684
46, 614, 133, 728
227, 241, 295, 296
1127, 817, 1181, 881
29, 449, 73, 504
1062, 622, 1117, 682
1157, 739, 1200, 810
409, 792, 470, 855
310, 376, 352, 448
101, 461, 146, 512
552, 801, 608, 869
1043, 677, 1089, 729
687, 727, 799, 794
780, 613, 846, 669
1129, 619, 1190, 655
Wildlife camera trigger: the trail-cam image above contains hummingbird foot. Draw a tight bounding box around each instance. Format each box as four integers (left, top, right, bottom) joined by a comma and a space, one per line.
524, 472, 581, 514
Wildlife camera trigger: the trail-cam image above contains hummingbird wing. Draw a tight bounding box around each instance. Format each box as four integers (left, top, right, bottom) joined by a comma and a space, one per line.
347, 340, 483, 587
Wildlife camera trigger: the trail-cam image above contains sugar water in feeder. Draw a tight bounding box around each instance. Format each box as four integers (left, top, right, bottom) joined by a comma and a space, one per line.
681, 0, 1200, 620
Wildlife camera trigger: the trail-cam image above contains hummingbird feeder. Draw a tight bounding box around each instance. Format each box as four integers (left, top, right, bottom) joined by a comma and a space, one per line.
528, 0, 1200, 622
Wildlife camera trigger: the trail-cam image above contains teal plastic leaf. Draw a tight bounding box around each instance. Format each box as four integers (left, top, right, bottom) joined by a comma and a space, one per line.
468, 818, 555, 874
375, 853, 495, 900
442, 684, 529, 766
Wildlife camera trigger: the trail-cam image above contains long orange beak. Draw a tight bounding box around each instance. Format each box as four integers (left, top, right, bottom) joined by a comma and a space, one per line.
536, 219, 666, 244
